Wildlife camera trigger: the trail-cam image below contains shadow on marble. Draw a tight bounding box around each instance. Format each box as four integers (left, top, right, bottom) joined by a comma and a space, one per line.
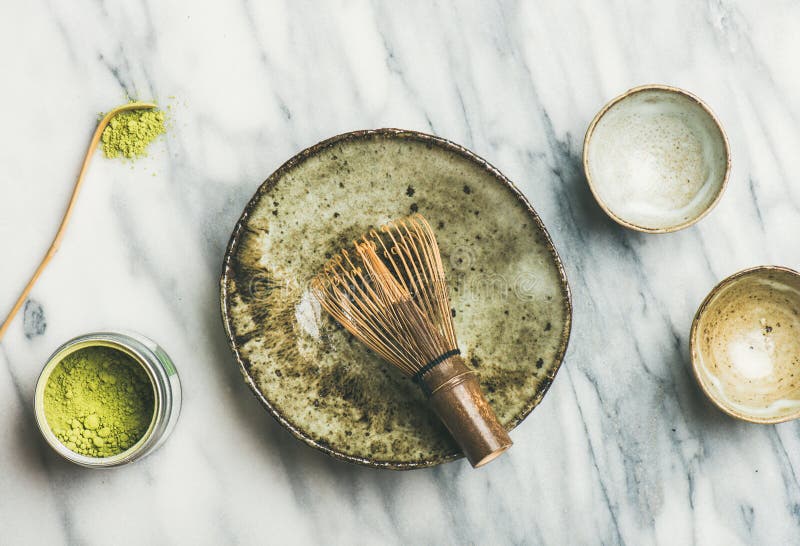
544, 131, 625, 241
672, 347, 764, 438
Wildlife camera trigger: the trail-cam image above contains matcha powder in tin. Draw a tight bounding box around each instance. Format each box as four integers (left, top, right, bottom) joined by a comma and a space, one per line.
101, 107, 166, 159
43, 346, 155, 458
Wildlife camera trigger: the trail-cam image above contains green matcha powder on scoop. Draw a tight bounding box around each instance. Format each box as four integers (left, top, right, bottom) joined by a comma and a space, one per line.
101, 107, 166, 159
43, 346, 155, 458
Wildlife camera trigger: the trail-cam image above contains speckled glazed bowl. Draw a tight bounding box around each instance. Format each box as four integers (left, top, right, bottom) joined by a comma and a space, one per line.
691, 266, 800, 423
584, 85, 730, 233
220, 129, 572, 469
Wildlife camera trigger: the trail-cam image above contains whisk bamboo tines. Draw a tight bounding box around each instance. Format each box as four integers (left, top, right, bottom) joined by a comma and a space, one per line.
311, 214, 512, 468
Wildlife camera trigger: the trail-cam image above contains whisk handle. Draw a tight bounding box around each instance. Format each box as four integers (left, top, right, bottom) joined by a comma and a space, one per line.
421, 355, 512, 468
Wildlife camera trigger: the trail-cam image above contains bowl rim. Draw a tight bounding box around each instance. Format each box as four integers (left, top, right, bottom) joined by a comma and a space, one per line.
690, 265, 800, 424
582, 83, 731, 234
219, 128, 573, 469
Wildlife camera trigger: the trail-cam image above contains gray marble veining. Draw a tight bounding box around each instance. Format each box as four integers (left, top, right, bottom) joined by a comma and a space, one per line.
1, 1, 799, 544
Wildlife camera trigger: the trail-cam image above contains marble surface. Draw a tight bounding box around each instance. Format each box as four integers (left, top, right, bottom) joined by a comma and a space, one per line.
1, 1, 799, 544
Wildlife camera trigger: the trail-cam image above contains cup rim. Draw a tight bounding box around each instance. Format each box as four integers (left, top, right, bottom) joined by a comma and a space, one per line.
690, 265, 800, 424
582, 84, 731, 234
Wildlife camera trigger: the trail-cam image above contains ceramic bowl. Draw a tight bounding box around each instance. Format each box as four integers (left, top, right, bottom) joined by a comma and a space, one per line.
220, 129, 572, 469
691, 266, 800, 423
583, 84, 730, 233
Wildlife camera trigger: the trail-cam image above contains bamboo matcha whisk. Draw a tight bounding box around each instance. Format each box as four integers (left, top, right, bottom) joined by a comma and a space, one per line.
311, 214, 512, 468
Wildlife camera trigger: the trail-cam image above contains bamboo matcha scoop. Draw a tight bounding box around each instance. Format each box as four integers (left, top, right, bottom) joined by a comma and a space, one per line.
0, 102, 156, 341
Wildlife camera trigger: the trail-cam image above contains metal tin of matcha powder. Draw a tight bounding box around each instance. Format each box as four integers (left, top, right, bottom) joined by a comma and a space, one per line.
43, 346, 154, 458
35, 332, 182, 467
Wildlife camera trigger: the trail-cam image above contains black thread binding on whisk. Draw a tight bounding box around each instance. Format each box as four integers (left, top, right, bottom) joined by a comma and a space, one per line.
412, 348, 461, 396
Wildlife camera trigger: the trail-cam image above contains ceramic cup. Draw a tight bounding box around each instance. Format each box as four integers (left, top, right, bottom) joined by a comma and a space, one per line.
691, 266, 800, 423
583, 84, 730, 233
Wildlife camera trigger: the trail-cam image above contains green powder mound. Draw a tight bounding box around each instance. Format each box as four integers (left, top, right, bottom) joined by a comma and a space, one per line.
101, 108, 166, 159
43, 346, 155, 458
